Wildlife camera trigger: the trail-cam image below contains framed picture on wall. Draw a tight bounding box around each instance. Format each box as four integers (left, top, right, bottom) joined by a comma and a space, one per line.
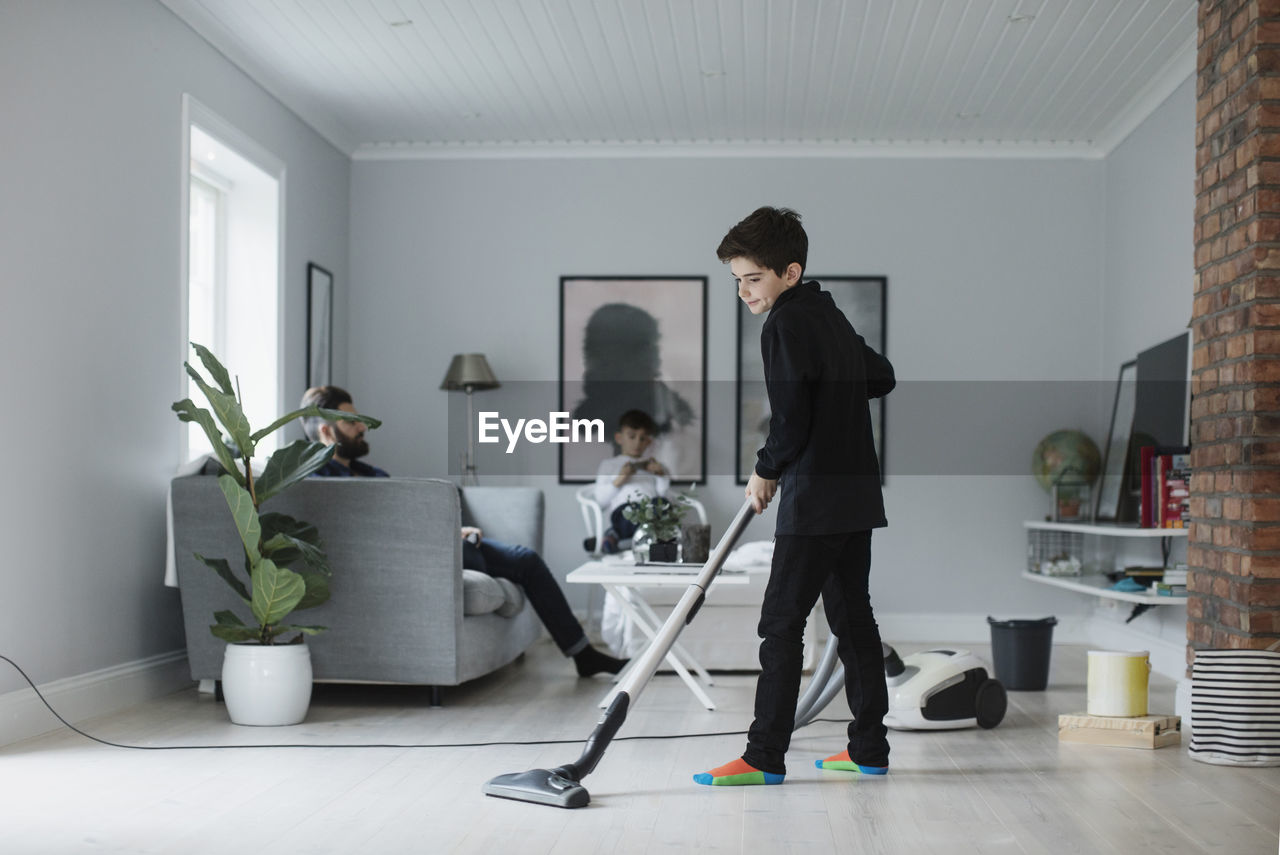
735, 275, 887, 484
559, 276, 707, 484
307, 262, 333, 388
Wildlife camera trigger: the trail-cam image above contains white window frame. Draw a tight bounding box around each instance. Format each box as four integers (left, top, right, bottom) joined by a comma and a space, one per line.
187, 170, 228, 359
178, 94, 288, 462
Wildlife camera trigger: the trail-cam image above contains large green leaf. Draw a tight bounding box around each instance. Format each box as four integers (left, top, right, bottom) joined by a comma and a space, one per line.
262, 533, 329, 576
171, 399, 244, 487
190, 342, 235, 396
194, 552, 249, 602
250, 557, 305, 627
211, 625, 261, 643
261, 516, 330, 576
251, 406, 382, 445
210, 609, 260, 643
260, 513, 321, 547
255, 440, 336, 504
217, 475, 261, 564
186, 362, 254, 457
293, 570, 331, 611
213, 609, 246, 627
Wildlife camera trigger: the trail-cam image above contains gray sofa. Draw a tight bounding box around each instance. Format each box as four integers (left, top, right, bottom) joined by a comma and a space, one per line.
171, 474, 544, 699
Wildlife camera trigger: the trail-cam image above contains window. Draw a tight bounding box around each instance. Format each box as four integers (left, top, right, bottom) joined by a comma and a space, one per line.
187, 173, 225, 373
182, 97, 285, 461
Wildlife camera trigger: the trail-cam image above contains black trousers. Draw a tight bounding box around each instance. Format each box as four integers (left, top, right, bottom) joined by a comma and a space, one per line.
742, 531, 889, 774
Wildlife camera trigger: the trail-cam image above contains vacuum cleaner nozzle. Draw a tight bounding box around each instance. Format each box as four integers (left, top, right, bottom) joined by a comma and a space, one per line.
483, 692, 631, 809
482, 766, 589, 808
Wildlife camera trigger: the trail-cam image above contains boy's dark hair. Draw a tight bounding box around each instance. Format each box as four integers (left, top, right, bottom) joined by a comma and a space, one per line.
617, 409, 659, 435
716, 206, 808, 279
299, 385, 353, 441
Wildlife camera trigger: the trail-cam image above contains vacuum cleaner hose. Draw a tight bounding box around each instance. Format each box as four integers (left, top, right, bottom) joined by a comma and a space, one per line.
794, 641, 904, 728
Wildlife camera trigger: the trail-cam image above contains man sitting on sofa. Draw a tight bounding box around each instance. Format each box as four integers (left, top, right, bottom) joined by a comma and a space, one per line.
300, 385, 627, 678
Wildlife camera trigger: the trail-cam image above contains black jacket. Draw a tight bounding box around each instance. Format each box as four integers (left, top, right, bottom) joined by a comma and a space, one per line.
755, 281, 895, 535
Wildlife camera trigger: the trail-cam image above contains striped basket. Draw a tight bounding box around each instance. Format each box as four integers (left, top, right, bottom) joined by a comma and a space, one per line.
1189, 641, 1280, 767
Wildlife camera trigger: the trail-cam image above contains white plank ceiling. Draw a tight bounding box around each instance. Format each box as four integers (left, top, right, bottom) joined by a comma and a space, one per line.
157, 0, 1198, 157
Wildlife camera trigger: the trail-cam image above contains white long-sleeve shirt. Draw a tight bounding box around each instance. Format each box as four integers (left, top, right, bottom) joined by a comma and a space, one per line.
593, 454, 671, 516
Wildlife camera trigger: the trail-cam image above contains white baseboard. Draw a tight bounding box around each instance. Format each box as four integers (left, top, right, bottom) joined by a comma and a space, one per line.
592, 604, 1179, 677
1083, 615, 1188, 682
875, 613, 1187, 682
1175, 676, 1194, 729
0, 650, 192, 747
875, 612, 1090, 646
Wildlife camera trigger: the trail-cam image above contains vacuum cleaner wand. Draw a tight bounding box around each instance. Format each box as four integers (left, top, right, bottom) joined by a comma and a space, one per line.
483, 499, 757, 808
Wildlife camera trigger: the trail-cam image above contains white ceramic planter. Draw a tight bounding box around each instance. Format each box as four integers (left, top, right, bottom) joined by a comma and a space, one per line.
221, 642, 313, 726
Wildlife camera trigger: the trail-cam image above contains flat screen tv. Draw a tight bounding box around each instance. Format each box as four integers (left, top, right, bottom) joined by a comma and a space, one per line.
1133, 331, 1191, 449
1095, 331, 1190, 522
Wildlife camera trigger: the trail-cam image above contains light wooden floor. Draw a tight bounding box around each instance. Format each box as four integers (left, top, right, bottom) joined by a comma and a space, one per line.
2, 641, 1277, 855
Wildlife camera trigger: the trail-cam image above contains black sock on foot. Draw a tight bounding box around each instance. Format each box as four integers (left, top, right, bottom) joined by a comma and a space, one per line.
574, 645, 629, 677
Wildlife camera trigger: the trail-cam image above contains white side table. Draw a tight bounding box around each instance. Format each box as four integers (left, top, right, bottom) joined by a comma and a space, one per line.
566, 557, 750, 710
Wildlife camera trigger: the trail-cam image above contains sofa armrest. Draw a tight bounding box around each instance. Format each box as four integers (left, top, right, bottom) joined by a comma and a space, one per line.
459, 487, 545, 555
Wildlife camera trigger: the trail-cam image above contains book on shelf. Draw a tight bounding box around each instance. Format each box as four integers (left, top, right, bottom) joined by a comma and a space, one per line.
1159, 448, 1190, 529
1138, 445, 1190, 528
1139, 445, 1156, 528
1155, 581, 1188, 597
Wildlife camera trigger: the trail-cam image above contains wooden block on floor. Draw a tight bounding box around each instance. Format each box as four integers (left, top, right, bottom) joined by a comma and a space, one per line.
1057, 712, 1181, 750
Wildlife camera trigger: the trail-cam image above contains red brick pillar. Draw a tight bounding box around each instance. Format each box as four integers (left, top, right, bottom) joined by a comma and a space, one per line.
1190, 0, 1280, 657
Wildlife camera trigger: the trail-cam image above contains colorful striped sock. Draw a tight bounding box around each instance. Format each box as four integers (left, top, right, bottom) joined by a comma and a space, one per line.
814, 750, 888, 775
693, 757, 785, 786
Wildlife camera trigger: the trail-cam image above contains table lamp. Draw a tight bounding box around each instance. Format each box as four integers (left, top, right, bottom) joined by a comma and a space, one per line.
440, 353, 500, 484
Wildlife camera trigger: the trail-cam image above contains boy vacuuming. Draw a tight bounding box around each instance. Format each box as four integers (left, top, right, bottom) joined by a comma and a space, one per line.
695, 206, 896, 786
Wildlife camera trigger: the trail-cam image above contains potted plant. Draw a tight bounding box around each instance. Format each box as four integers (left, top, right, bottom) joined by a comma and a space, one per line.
622, 494, 691, 563
173, 343, 380, 725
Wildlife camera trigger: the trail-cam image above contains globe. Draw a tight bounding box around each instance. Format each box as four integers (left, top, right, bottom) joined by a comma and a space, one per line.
1032, 430, 1101, 493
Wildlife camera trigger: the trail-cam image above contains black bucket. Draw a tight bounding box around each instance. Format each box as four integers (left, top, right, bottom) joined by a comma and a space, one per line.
987, 616, 1057, 691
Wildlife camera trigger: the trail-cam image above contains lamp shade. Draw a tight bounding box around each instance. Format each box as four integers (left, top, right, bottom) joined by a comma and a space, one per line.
440, 353, 500, 391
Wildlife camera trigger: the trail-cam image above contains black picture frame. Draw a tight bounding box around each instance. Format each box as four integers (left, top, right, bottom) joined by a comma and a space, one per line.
735, 276, 887, 484
558, 276, 708, 484
306, 262, 333, 388
1095, 359, 1138, 522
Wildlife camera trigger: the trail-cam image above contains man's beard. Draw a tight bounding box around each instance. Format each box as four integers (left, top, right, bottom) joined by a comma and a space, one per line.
335, 435, 369, 461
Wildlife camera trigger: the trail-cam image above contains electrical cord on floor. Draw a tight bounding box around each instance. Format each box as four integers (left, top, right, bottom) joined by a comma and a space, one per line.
1, 654, 848, 751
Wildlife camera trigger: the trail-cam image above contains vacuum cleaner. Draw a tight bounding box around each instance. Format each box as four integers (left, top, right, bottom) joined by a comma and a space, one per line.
484, 499, 757, 808
794, 638, 1007, 731
484, 502, 1005, 807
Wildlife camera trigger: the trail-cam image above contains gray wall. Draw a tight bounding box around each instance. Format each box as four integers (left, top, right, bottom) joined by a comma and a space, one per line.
1099, 75, 1196, 649
1103, 76, 1196, 375
350, 155, 1107, 621
0, 0, 350, 693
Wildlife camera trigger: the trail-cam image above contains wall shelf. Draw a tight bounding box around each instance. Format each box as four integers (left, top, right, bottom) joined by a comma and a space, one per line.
1022, 520, 1188, 621
1023, 520, 1188, 538
1020, 571, 1188, 606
